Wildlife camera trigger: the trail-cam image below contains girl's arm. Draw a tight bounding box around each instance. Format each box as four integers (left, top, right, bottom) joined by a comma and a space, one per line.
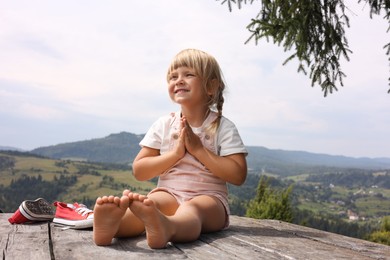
132, 126, 186, 181
132, 147, 181, 181
193, 148, 247, 186
182, 120, 247, 185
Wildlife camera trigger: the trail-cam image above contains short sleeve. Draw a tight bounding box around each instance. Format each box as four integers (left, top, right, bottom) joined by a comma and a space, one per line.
217, 117, 248, 156
139, 117, 165, 150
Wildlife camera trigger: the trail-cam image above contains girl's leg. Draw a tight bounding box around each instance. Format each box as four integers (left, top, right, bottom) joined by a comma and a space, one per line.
129, 193, 226, 249
93, 195, 134, 246
181, 195, 226, 233
93, 190, 179, 246
169, 195, 226, 239
115, 190, 179, 237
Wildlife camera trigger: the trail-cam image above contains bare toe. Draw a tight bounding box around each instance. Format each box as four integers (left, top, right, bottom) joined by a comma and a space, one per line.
130, 198, 171, 249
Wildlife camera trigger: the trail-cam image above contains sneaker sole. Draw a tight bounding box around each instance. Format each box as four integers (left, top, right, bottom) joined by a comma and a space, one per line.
53, 217, 93, 229
20, 198, 55, 221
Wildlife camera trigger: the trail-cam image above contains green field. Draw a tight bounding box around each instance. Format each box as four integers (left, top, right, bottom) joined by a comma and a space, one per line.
0, 152, 155, 211
290, 173, 390, 222
1, 152, 389, 228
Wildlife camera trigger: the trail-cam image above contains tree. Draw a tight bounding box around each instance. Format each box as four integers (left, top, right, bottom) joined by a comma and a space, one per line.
246, 176, 293, 222
368, 216, 390, 245
219, 0, 390, 96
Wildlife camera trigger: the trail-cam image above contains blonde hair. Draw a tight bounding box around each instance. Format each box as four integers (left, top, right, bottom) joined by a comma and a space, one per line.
167, 49, 226, 133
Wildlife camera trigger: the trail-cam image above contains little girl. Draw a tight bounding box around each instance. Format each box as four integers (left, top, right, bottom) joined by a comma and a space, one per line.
93, 49, 248, 249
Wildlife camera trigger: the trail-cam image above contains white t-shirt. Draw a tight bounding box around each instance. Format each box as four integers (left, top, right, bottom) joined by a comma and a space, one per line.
140, 111, 247, 157
139, 111, 247, 219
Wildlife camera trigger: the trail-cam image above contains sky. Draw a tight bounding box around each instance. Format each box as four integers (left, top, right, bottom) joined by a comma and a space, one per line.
1, 1, 389, 158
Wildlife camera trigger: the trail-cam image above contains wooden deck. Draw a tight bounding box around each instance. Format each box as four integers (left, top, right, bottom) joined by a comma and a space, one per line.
1, 213, 389, 260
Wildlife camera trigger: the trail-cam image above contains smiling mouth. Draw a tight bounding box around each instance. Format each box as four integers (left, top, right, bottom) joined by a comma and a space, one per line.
174, 89, 189, 94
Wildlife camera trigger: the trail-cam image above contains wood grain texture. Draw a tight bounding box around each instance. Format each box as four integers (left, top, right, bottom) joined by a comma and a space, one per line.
1, 214, 389, 260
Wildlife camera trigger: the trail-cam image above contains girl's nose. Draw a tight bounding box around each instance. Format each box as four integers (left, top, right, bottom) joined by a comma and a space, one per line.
176, 77, 185, 86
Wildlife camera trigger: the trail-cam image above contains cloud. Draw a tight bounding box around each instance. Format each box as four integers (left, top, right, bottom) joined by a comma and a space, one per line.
0, 1, 389, 157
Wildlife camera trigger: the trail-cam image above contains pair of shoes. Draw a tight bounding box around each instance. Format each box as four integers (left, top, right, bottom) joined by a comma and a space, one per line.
8, 199, 94, 229
53, 202, 94, 229
8, 198, 55, 224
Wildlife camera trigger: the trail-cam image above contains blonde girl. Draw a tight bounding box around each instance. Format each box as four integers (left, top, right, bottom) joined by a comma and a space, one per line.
93, 49, 247, 249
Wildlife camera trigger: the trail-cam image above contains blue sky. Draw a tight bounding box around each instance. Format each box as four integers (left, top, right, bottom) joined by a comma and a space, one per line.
1, 1, 389, 158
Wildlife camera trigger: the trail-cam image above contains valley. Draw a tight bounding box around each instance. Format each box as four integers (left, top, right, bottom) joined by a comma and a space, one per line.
1, 132, 389, 245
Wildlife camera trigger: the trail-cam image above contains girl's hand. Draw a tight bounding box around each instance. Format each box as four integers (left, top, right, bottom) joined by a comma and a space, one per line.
172, 117, 187, 159
181, 117, 204, 156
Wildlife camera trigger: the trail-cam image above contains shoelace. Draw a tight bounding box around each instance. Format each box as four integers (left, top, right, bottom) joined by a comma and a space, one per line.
75, 206, 93, 216
67, 203, 93, 216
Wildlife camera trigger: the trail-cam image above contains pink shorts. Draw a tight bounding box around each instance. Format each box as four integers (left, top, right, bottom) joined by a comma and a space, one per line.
148, 187, 230, 229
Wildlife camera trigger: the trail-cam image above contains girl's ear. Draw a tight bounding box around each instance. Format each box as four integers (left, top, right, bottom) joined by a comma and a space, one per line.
207, 79, 219, 97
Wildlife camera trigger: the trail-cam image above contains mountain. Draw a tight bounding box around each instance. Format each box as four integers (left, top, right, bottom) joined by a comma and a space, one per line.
30, 132, 390, 174
31, 132, 144, 164
246, 146, 390, 175
0, 146, 24, 152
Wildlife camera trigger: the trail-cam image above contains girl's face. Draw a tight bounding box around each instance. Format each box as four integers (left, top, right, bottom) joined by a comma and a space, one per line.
167, 66, 209, 107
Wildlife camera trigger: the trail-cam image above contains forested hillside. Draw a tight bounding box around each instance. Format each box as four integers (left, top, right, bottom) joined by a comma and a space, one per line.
31, 132, 144, 164
1, 150, 389, 245
2, 132, 390, 245
0, 151, 154, 213
29, 132, 390, 175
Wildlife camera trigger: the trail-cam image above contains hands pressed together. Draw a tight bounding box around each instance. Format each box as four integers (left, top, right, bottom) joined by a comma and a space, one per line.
133, 115, 247, 185
173, 116, 204, 159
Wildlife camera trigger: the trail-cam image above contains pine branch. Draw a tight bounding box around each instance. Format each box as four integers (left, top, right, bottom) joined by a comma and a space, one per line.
245, 0, 352, 96
219, 0, 390, 95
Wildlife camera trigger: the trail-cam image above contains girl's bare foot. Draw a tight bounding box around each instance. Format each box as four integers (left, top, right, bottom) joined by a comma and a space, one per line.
93, 195, 129, 246
122, 189, 131, 196
128, 192, 173, 249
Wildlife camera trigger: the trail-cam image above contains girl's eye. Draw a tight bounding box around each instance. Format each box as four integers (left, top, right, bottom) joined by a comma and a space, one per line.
169, 75, 178, 81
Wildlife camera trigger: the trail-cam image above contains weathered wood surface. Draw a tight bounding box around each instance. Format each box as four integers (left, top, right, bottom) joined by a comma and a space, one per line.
1, 213, 389, 260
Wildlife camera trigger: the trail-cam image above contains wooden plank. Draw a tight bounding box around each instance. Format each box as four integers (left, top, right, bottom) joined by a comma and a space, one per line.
228, 217, 366, 260
50, 225, 187, 259
175, 236, 282, 260
173, 239, 237, 260
1, 214, 52, 260
268, 219, 390, 259
230, 216, 390, 260
198, 230, 286, 259
51, 223, 284, 260
1, 213, 389, 260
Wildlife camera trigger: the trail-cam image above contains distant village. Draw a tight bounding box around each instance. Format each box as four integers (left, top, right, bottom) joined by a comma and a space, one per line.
327, 183, 382, 222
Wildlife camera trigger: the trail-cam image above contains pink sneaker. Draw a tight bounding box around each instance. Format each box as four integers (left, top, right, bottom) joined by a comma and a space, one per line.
53, 202, 94, 229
